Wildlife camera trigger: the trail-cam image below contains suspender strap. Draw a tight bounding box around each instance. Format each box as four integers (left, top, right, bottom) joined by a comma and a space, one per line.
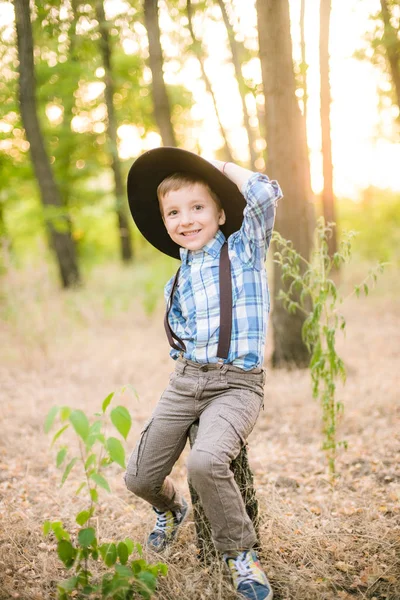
164, 266, 186, 352
216, 242, 232, 360
163, 242, 232, 361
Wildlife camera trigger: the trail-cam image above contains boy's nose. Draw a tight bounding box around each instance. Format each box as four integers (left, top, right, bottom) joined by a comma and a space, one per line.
180, 213, 194, 226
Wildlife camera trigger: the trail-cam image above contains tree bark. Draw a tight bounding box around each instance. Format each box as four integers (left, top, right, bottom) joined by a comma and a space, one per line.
188, 422, 260, 563
143, 0, 177, 146
216, 0, 258, 170
256, 0, 314, 368
96, 0, 133, 262
186, 0, 233, 162
380, 0, 400, 115
320, 0, 337, 258
14, 0, 80, 288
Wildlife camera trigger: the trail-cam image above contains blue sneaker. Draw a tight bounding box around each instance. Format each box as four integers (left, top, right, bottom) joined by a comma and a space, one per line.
147, 497, 189, 552
223, 550, 273, 600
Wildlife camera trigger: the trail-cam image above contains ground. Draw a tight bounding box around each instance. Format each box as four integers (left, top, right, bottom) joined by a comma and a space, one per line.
0, 263, 399, 599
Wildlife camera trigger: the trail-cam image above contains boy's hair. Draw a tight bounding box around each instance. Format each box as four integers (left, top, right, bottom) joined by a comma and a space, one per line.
157, 173, 222, 215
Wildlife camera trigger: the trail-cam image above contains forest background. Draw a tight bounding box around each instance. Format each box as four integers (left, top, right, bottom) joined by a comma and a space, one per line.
0, 0, 399, 599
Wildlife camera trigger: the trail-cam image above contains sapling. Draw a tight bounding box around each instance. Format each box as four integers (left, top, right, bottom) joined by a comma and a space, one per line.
272, 218, 386, 476
44, 392, 167, 599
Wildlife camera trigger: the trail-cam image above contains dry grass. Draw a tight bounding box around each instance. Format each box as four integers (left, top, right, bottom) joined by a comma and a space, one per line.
0, 259, 399, 600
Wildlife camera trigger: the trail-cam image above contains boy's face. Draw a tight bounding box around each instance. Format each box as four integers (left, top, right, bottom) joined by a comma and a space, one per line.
161, 183, 226, 251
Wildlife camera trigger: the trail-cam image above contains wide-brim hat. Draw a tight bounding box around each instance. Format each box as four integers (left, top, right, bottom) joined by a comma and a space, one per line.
127, 147, 246, 259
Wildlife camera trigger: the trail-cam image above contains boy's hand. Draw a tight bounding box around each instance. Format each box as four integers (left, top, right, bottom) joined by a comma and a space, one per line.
208, 158, 227, 173
208, 159, 255, 192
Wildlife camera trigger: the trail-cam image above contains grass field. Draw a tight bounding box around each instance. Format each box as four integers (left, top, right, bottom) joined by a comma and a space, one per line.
0, 257, 399, 599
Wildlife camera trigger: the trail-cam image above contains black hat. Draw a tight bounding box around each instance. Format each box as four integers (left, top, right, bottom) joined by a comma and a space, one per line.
127, 147, 246, 259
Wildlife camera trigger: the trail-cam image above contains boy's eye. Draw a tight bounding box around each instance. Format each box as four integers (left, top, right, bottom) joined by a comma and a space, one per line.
168, 210, 178, 216
194, 205, 203, 211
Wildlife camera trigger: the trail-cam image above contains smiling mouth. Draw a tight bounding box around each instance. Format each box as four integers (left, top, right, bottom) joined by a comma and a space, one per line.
181, 230, 201, 237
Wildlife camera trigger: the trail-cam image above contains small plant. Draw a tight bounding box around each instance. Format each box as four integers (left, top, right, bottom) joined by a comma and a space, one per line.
44, 393, 167, 599
273, 218, 386, 476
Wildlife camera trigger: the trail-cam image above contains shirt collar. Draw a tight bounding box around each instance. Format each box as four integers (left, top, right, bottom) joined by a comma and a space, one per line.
179, 229, 226, 264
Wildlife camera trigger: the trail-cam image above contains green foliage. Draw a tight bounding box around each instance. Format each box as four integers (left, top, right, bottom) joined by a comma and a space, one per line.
337, 189, 400, 266
44, 394, 167, 598
273, 218, 387, 476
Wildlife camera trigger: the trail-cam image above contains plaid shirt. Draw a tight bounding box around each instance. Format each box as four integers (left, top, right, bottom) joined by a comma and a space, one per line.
164, 173, 282, 370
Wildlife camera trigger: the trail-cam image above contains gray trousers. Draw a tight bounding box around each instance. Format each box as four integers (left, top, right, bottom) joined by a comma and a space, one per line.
125, 357, 265, 553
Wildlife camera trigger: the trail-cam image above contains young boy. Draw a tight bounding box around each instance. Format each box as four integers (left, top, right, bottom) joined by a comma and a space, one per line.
126, 147, 282, 600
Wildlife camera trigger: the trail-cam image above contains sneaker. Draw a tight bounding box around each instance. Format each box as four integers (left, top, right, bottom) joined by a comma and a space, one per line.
223, 549, 273, 600
147, 497, 189, 552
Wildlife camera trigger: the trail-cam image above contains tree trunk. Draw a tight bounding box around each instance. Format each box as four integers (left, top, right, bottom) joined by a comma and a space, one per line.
300, 0, 308, 125
256, 0, 314, 368
188, 422, 259, 563
96, 0, 133, 262
380, 0, 400, 115
186, 0, 233, 162
320, 0, 337, 258
216, 0, 258, 170
143, 0, 177, 147
14, 0, 80, 288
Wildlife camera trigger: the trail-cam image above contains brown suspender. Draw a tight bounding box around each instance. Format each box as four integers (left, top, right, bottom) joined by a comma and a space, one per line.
164, 242, 232, 361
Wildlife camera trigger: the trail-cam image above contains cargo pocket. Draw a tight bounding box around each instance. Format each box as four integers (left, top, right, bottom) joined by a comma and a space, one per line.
134, 418, 153, 476
219, 411, 253, 449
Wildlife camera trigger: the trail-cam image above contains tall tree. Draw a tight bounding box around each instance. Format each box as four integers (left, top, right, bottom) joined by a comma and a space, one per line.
186, 0, 233, 161
143, 0, 177, 146
320, 0, 337, 257
256, 0, 314, 368
216, 0, 258, 170
13, 0, 80, 288
95, 0, 133, 262
380, 0, 400, 114
300, 0, 309, 124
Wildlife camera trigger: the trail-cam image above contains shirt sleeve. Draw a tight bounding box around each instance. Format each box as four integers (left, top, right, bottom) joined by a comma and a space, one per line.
231, 173, 283, 267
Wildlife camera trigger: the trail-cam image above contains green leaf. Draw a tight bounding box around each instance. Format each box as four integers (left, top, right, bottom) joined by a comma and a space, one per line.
61, 458, 78, 486
90, 488, 99, 503
99, 542, 117, 567
51, 523, 70, 541
76, 510, 91, 526
85, 453, 97, 470
102, 392, 114, 413
124, 538, 134, 555
57, 576, 78, 593
137, 570, 157, 598
60, 406, 71, 421
90, 472, 111, 492
110, 406, 131, 440
117, 541, 129, 565
106, 437, 126, 468
44, 406, 58, 433
69, 410, 90, 441
51, 424, 69, 447
75, 482, 86, 496
57, 540, 76, 568
43, 520, 51, 536
157, 562, 168, 576
78, 527, 96, 548
56, 447, 67, 468
115, 563, 133, 577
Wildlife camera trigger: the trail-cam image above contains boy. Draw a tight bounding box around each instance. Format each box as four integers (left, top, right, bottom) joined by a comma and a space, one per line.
126, 147, 282, 600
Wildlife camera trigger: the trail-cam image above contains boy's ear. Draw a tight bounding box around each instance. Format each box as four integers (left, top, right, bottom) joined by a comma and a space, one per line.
218, 209, 226, 226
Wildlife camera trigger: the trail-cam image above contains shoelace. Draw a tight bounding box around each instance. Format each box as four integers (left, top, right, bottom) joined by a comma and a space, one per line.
228, 552, 263, 587
153, 510, 175, 534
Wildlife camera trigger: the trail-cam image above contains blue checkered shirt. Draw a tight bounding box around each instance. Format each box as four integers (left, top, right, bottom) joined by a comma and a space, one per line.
164, 173, 282, 370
